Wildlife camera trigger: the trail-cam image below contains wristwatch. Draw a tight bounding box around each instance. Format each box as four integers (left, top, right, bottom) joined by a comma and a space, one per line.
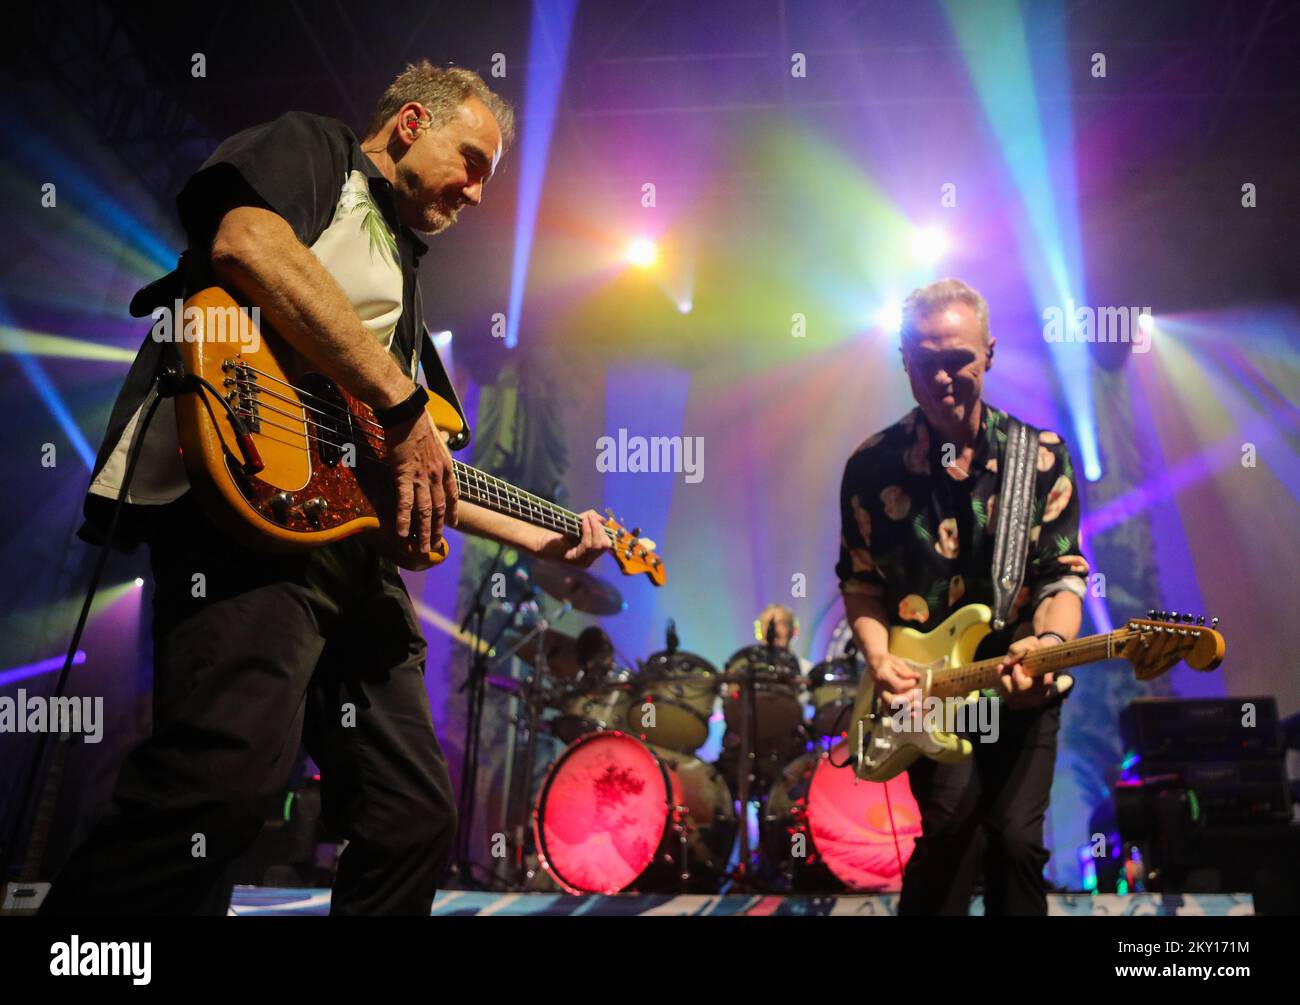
374, 384, 429, 430
1037, 631, 1066, 646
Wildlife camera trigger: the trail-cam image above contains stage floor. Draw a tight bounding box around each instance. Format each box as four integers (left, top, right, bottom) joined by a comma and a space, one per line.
228, 887, 1254, 916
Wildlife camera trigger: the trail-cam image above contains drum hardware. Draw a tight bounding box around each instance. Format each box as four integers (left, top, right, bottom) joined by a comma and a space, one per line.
498, 618, 911, 895
450, 543, 527, 890
495, 600, 577, 890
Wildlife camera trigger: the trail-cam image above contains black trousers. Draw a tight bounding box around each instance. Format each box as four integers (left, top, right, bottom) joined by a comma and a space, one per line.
898, 699, 1061, 916
40, 492, 457, 916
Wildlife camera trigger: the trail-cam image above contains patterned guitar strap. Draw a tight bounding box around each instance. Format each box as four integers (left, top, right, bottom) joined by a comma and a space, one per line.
990, 416, 1039, 631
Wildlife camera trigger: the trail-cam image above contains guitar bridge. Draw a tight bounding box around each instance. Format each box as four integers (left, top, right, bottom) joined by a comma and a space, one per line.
222, 360, 261, 433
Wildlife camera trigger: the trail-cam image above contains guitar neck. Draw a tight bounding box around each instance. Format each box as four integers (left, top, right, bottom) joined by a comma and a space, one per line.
451, 461, 613, 543
929, 630, 1123, 698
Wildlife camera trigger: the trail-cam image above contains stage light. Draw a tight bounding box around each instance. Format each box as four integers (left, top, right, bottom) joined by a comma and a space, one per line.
504, 0, 579, 349
625, 237, 659, 269
677, 299, 693, 315
909, 226, 949, 265
1137, 313, 1154, 335
875, 301, 903, 333
0, 651, 87, 687
134, 577, 145, 587
432, 330, 453, 349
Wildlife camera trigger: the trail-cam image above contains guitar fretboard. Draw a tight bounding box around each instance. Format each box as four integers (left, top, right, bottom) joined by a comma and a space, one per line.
451, 461, 615, 544
929, 631, 1122, 698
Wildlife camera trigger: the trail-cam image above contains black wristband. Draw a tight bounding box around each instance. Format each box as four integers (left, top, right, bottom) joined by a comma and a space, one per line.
374, 384, 429, 430
1037, 631, 1066, 646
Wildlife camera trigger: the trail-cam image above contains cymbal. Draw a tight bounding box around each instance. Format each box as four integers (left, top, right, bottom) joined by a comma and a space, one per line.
528, 560, 625, 616
513, 629, 582, 679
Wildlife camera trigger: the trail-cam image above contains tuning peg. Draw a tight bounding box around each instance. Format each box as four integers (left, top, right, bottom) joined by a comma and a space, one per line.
631, 527, 641, 538
1197, 615, 1205, 626
1210, 617, 1219, 628
1147, 609, 1156, 619
1182, 613, 1194, 624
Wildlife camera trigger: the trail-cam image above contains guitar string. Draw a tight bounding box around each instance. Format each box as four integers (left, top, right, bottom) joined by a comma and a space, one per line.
228, 377, 603, 528
232, 365, 383, 432
221, 373, 644, 551
934, 627, 1202, 694
226, 405, 604, 542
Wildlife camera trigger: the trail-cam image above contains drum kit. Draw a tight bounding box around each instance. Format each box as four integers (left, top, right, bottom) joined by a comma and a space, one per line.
460, 556, 921, 896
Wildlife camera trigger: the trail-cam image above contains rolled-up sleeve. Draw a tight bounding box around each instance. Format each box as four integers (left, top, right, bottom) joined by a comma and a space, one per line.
176, 111, 346, 249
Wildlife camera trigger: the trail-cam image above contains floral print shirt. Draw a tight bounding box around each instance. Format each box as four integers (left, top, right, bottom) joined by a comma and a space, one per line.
836, 403, 1086, 653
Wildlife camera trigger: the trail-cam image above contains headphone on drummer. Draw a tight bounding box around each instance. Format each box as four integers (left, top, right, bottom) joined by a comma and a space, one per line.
753, 603, 799, 643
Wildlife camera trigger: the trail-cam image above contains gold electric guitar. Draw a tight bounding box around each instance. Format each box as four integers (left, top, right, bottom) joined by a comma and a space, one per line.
846, 605, 1225, 782
171, 287, 667, 581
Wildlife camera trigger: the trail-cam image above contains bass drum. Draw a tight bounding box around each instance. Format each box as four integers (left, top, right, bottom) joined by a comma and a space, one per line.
763, 739, 922, 892
533, 731, 736, 894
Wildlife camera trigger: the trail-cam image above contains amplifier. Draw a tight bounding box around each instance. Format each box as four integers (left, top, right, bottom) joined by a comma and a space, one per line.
1140, 758, 1292, 825
1120, 697, 1281, 760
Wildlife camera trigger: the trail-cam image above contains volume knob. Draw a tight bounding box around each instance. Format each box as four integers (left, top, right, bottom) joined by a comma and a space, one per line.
304, 497, 328, 524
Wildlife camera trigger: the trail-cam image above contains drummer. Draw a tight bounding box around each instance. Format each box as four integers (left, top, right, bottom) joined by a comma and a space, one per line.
574, 625, 616, 678
712, 604, 815, 791
754, 603, 813, 676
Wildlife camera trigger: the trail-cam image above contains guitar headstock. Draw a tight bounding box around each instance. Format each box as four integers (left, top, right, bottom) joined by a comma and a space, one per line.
604, 511, 667, 586
1121, 611, 1225, 681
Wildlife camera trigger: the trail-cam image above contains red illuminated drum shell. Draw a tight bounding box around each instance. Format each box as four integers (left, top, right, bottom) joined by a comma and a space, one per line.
805, 741, 923, 891
533, 731, 674, 895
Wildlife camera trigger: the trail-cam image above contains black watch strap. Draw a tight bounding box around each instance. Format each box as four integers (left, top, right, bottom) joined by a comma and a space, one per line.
374, 384, 429, 430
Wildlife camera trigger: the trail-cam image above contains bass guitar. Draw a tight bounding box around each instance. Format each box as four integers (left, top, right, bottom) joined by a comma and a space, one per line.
171, 287, 667, 581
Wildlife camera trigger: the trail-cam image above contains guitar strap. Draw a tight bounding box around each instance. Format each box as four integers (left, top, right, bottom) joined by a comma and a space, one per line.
415, 281, 471, 452
989, 416, 1039, 631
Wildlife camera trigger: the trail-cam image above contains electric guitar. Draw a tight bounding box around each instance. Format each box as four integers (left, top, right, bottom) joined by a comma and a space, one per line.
171, 287, 667, 581
846, 604, 1225, 782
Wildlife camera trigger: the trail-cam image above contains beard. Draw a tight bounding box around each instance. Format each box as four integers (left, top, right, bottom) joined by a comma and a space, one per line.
395, 165, 462, 234
418, 198, 460, 235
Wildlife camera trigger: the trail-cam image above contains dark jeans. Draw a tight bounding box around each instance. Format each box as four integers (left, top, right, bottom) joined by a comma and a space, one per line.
40, 492, 456, 916
898, 699, 1061, 916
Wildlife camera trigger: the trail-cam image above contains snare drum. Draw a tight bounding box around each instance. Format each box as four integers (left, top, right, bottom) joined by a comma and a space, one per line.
763, 739, 921, 891
533, 731, 736, 894
631, 650, 720, 751
722, 644, 805, 754
807, 656, 863, 738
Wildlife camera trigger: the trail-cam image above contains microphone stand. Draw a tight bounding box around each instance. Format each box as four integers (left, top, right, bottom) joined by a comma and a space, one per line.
494, 601, 572, 889
449, 545, 510, 889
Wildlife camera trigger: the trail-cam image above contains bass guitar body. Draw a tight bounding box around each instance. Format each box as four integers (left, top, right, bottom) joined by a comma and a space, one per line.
173, 287, 460, 570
